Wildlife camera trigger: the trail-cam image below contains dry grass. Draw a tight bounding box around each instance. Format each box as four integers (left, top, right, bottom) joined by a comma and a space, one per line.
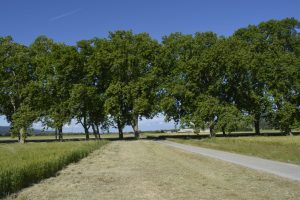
8, 140, 300, 200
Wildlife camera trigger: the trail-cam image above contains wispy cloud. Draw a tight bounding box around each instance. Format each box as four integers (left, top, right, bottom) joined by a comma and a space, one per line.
49, 8, 82, 22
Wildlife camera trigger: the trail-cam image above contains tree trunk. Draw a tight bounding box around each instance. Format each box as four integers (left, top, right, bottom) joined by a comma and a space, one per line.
81, 116, 90, 140
92, 124, 98, 140
58, 126, 63, 141
254, 114, 260, 135
55, 128, 58, 140
287, 131, 293, 136
84, 126, 89, 140
96, 125, 101, 139
91, 124, 101, 140
19, 127, 26, 144
132, 116, 139, 139
209, 123, 215, 138
91, 124, 96, 134
222, 126, 226, 136
118, 127, 123, 139
117, 120, 124, 139
285, 128, 293, 136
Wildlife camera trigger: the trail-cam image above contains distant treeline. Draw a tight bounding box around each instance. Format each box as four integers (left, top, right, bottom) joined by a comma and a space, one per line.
0, 126, 53, 136
0, 18, 299, 143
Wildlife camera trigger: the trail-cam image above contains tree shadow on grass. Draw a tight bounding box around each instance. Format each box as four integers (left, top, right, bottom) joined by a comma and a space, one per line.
0, 136, 138, 144
1, 132, 299, 143
146, 131, 300, 140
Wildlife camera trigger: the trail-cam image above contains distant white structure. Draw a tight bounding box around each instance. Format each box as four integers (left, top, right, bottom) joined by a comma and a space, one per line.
178, 128, 210, 133
178, 128, 194, 133
200, 128, 210, 133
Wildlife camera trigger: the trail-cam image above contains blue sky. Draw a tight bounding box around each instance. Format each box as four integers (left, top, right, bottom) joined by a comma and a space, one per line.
1, 0, 300, 132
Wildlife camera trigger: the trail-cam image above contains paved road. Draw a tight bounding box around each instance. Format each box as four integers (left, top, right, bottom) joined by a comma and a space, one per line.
157, 140, 300, 181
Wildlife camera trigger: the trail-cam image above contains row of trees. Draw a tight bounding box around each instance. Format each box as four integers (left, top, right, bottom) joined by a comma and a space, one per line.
0, 18, 299, 143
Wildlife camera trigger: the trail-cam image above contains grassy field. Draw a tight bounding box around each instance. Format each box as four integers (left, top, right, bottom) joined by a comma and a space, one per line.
0, 140, 108, 198
0, 129, 294, 141
11, 141, 300, 200
169, 136, 300, 165
0, 133, 135, 141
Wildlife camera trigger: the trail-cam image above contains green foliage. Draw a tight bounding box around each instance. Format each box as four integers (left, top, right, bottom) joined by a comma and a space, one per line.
0, 141, 108, 198
11, 104, 38, 136
233, 18, 300, 133
102, 31, 160, 137
75, 39, 112, 136
0, 18, 299, 140
269, 102, 298, 134
157, 32, 218, 124
183, 95, 248, 135
159, 18, 300, 134
0, 36, 37, 140
30, 36, 81, 136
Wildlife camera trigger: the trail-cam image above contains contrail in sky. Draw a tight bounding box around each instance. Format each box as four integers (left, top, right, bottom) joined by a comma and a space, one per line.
49, 8, 81, 21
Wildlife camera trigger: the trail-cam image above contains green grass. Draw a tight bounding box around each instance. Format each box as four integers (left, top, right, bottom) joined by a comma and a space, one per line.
169, 136, 300, 165
0, 140, 108, 198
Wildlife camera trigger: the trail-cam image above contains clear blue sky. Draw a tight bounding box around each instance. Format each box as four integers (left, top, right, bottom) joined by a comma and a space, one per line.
1, 0, 300, 45
1, 0, 300, 132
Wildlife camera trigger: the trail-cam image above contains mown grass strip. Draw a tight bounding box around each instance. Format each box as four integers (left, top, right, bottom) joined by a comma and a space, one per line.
0, 140, 108, 198
168, 136, 300, 165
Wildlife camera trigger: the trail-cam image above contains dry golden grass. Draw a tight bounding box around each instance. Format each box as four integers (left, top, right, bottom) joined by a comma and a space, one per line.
9, 141, 300, 200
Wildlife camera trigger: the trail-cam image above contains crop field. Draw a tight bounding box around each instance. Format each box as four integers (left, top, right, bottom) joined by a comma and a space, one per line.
0, 140, 108, 198
169, 136, 300, 165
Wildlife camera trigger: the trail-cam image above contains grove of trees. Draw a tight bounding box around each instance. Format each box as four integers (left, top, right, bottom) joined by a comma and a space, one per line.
0, 18, 299, 143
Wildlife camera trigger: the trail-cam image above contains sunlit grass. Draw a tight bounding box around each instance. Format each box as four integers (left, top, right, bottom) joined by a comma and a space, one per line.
0, 140, 108, 198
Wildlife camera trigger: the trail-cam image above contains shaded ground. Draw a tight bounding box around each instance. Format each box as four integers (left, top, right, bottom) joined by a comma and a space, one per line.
0, 133, 135, 143
1, 131, 300, 144
9, 141, 300, 200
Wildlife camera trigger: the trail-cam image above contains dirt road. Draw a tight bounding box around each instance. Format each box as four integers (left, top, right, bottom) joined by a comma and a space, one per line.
11, 141, 300, 200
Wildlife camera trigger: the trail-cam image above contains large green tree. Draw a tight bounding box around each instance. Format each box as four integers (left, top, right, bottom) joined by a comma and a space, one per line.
68, 39, 108, 140
30, 36, 81, 140
0, 36, 38, 143
233, 18, 300, 134
184, 95, 245, 137
85, 38, 113, 138
104, 31, 159, 139
158, 32, 220, 131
